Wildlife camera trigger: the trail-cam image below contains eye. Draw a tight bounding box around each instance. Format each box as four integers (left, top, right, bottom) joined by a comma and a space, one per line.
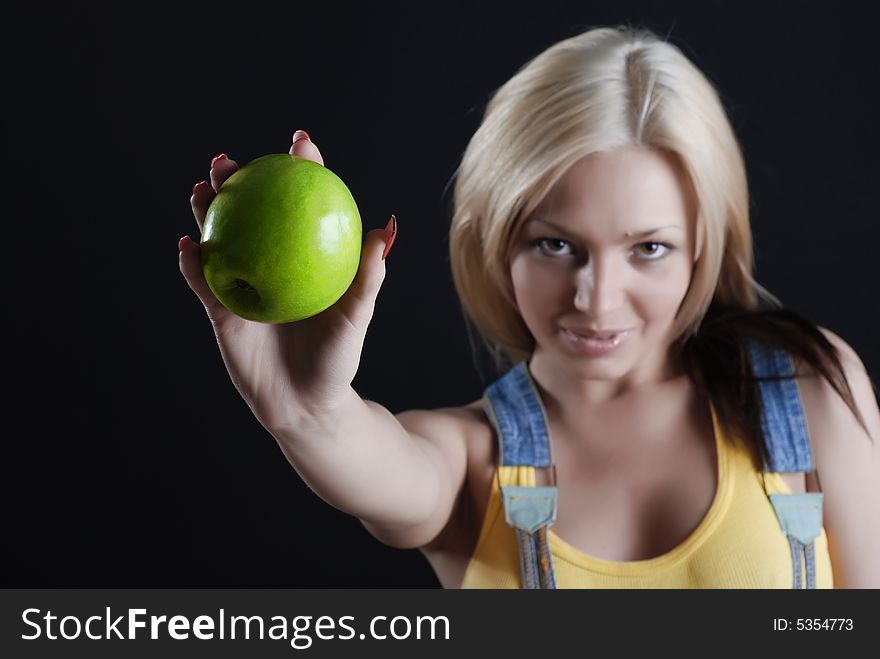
634, 241, 674, 260
531, 238, 573, 257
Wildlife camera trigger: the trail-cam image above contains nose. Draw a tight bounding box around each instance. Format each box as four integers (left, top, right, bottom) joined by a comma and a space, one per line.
573, 254, 623, 314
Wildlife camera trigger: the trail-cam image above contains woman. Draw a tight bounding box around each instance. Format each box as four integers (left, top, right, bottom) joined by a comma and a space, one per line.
179, 24, 879, 588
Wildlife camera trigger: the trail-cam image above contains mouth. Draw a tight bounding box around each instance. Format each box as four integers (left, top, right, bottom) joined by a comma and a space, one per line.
563, 327, 631, 340
560, 327, 632, 355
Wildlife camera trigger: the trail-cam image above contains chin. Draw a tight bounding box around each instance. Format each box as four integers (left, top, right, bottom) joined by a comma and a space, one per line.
568, 358, 631, 379
543, 335, 617, 365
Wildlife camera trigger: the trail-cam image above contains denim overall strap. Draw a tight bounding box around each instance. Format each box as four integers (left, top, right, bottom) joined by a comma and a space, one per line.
745, 337, 823, 589
483, 361, 558, 589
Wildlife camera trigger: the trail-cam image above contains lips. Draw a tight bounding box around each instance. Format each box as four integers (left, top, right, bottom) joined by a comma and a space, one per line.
564, 327, 629, 340
561, 327, 632, 356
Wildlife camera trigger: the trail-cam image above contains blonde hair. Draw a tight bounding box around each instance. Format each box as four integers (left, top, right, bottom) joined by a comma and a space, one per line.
448, 23, 781, 375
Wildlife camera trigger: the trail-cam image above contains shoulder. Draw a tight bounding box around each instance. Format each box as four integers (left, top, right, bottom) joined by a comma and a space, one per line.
796, 325, 879, 452
796, 326, 880, 587
815, 326, 863, 371
393, 399, 489, 448
796, 326, 878, 437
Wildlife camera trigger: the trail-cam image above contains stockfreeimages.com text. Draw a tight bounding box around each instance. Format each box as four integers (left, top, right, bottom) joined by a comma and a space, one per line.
21, 607, 450, 649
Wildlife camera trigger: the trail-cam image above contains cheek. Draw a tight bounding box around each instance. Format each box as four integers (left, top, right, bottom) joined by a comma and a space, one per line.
637, 260, 693, 316
512, 258, 567, 305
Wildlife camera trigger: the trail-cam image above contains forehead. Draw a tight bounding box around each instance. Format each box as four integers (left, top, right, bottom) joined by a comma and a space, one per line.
534, 146, 695, 225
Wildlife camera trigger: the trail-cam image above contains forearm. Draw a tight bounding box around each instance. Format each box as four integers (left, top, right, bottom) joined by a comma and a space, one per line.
266, 386, 440, 531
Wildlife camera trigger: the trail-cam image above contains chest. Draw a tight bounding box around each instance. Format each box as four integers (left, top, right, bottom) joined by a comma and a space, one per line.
468, 403, 808, 553
493, 399, 722, 560
422, 398, 809, 587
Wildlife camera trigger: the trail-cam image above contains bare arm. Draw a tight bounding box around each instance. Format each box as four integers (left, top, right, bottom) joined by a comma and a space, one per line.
802, 327, 880, 588
180, 135, 467, 550
268, 386, 468, 549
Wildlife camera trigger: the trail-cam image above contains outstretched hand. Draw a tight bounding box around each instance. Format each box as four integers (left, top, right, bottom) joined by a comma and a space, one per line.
177, 131, 397, 429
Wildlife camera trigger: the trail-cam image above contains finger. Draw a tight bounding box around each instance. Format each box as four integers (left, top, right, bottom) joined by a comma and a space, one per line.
192, 154, 239, 232
190, 180, 213, 233
209, 153, 239, 192
289, 130, 324, 166
178, 235, 229, 322
338, 223, 393, 329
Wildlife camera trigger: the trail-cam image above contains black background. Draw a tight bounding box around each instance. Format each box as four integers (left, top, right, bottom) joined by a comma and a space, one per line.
4, 1, 878, 587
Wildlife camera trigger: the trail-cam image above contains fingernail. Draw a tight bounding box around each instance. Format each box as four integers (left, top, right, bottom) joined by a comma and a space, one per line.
178, 235, 189, 251
292, 130, 310, 144
211, 153, 227, 168
192, 180, 207, 195
382, 214, 397, 260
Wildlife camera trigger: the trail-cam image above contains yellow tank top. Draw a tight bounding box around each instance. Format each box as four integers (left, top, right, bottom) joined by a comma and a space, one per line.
460, 403, 834, 588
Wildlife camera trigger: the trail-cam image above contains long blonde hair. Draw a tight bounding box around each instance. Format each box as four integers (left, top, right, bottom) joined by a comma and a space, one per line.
449, 23, 776, 370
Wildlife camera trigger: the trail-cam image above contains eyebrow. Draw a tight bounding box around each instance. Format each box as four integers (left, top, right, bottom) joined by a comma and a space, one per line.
528, 217, 684, 240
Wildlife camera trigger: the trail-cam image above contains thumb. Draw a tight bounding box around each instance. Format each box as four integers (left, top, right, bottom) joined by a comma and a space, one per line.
340, 216, 397, 326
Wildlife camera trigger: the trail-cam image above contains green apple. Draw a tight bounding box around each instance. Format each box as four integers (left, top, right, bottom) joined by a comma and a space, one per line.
200, 154, 362, 323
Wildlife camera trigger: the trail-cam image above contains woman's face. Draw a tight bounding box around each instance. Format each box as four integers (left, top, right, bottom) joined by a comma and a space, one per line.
509, 146, 701, 396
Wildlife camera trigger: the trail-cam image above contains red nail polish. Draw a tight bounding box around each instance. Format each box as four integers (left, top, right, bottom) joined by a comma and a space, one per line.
211, 153, 227, 167
192, 180, 207, 195
382, 214, 397, 260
